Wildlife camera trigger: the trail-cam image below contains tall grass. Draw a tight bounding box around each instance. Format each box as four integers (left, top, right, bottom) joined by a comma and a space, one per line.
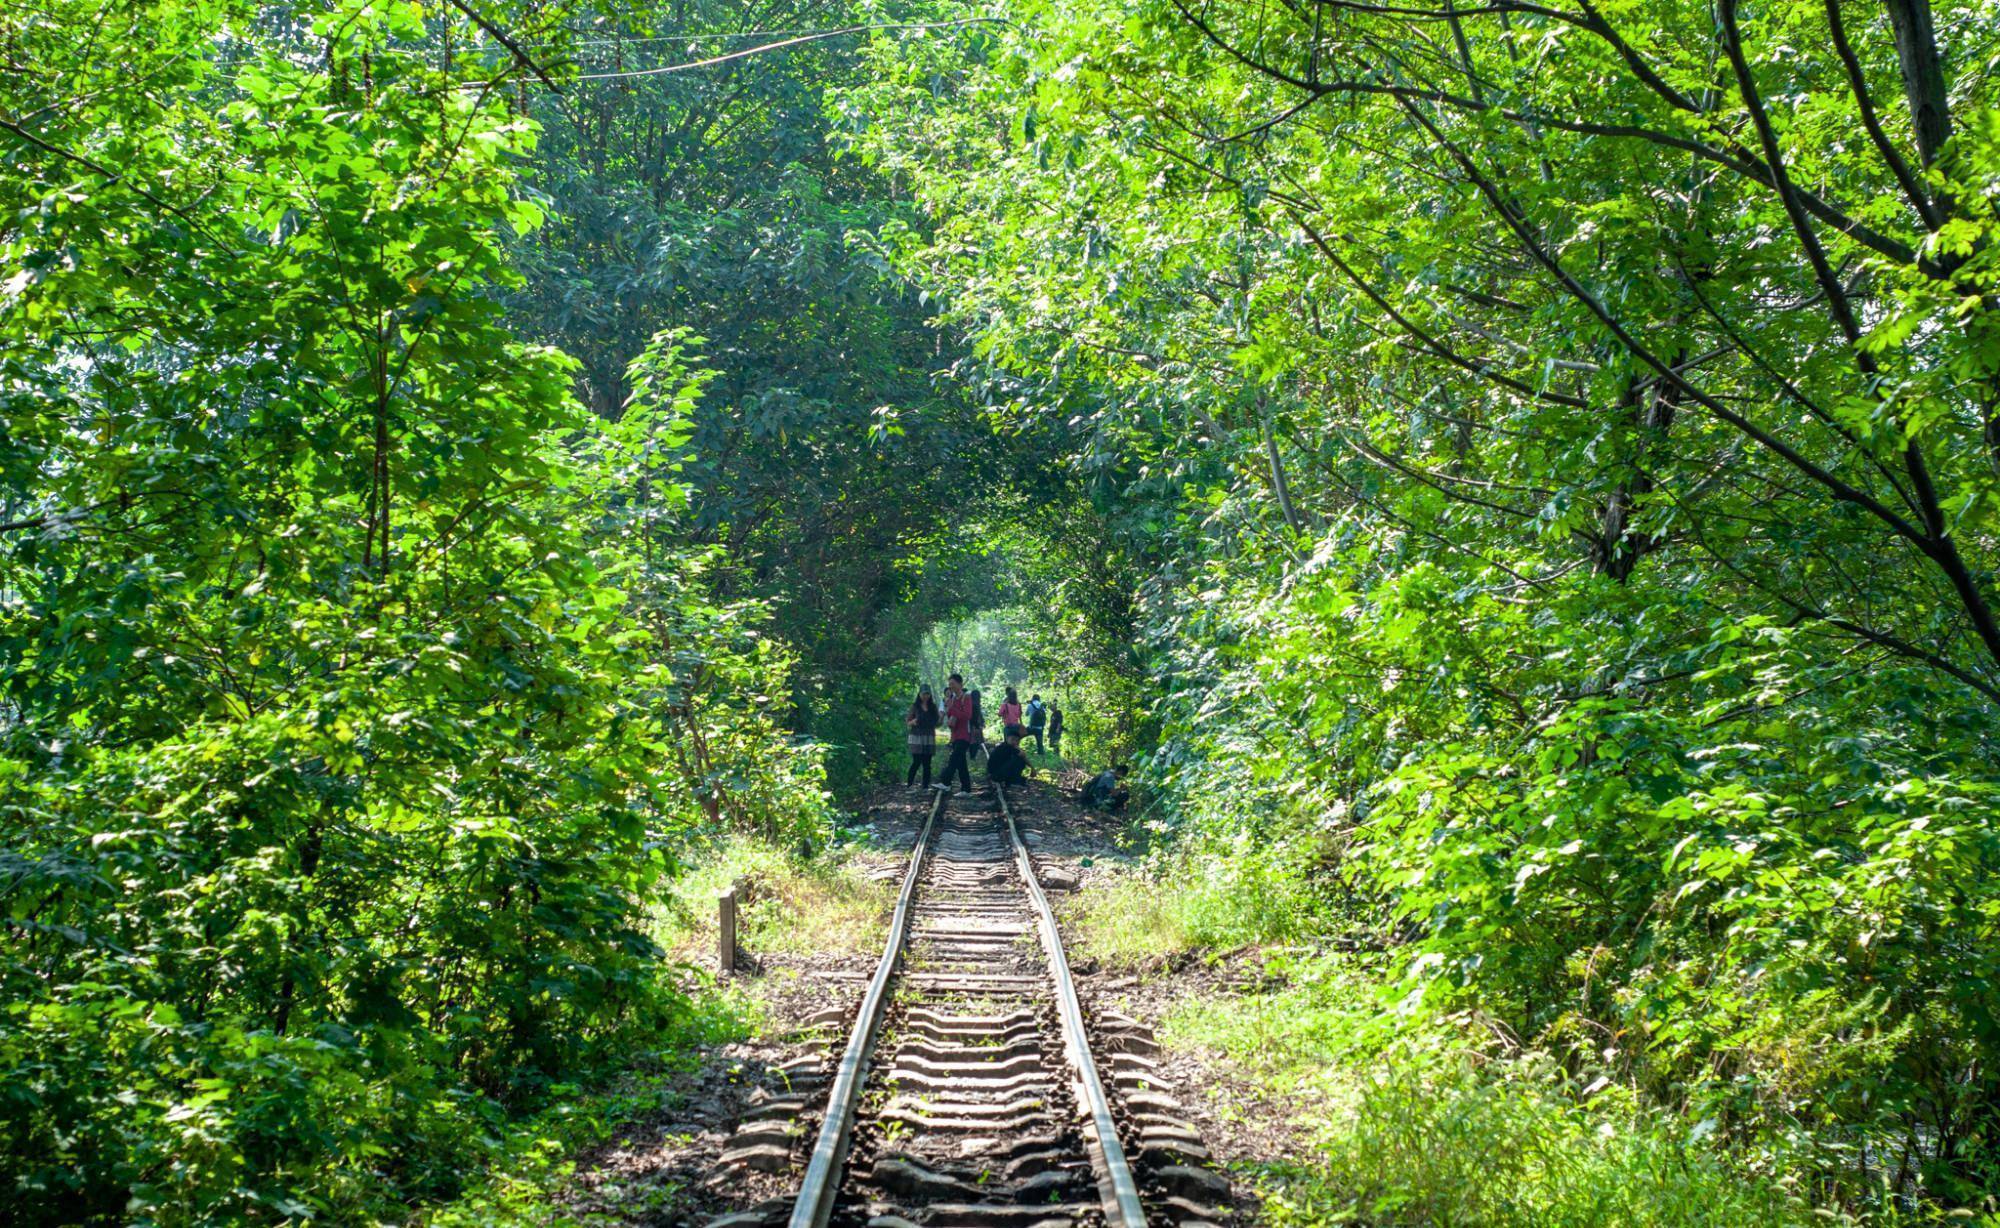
1162, 969, 1843, 1227
654, 836, 894, 960
1067, 839, 1327, 963
1073, 856, 1851, 1227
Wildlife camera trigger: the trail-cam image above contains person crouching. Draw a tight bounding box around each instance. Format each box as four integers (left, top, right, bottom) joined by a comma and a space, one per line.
987, 726, 1029, 788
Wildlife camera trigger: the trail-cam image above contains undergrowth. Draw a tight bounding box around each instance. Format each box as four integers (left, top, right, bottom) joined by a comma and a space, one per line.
1080, 870, 1864, 1226
429, 837, 885, 1223
1163, 964, 1838, 1227
654, 836, 894, 960
1068, 835, 1327, 962
421, 982, 762, 1226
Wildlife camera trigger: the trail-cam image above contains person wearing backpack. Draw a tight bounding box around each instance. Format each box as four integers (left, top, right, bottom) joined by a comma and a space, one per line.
1025, 694, 1046, 753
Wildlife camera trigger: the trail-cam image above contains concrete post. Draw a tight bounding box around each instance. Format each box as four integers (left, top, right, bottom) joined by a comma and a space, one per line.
717, 886, 737, 975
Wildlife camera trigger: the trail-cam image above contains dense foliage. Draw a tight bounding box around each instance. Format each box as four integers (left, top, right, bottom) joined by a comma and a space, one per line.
0, 3, 820, 1219
842, 0, 2000, 1211
9, 0, 2000, 1218
505, 2, 1011, 792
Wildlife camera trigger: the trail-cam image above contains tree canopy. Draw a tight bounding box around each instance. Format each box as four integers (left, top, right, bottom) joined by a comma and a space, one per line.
5, 0, 2000, 1219
841, 0, 2000, 1204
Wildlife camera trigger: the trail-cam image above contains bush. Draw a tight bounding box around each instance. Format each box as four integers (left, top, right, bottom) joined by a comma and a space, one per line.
1165, 957, 1838, 1227
0, 8, 823, 1217
1129, 553, 2000, 1214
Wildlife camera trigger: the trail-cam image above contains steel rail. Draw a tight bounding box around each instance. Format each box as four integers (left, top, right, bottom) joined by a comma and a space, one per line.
787, 787, 944, 1228
997, 783, 1149, 1228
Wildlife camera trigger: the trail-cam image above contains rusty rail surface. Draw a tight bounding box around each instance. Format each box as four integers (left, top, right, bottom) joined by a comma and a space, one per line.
786, 786, 944, 1228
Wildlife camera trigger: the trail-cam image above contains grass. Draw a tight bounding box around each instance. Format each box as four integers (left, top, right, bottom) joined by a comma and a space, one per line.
1065, 871, 1196, 962
1161, 959, 1844, 1228
1065, 843, 1323, 964
1069, 862, 1849, 1227
654, 834, 894, 960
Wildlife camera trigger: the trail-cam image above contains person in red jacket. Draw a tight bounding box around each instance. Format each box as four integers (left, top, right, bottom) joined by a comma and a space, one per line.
936, 673, 975, 794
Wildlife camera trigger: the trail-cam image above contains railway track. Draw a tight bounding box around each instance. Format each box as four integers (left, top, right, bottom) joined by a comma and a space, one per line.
714, 783, 1230, 1228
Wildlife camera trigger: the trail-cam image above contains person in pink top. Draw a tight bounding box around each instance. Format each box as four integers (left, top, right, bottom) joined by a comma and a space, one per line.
998, 686, 1024, 738
936, 673, 975, 794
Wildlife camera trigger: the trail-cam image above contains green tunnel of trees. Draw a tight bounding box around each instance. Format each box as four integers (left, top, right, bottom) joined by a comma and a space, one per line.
4, 0, 1999, 1220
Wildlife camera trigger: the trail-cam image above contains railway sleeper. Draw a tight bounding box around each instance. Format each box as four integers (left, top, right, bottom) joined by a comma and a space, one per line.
946, 1131, 1065, 1160
877, 1110, 1047, 1133
1110, 1071, 1174, 1095
893, 1037, 1044, 1062
919, 1201, 1100, 1226
1002, 1145, 1078, 1178
864, 1156, 998, 1201
720, 1141, 796, 1174
891, 1052, 1047, 1078
852, 1206, 1089, 1228
899, 1031, 1043, 1053
904, 1007, 1040, 1026
886, 1072, 1055, 1097
912, 940, 1024, 956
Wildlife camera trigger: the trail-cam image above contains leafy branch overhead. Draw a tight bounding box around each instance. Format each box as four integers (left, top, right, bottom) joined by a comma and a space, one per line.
841, 0, 2000, 1211
7, 0, 2000, 1220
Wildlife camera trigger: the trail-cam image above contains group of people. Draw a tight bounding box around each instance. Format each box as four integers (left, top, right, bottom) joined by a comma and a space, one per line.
903, 676, 1064, 794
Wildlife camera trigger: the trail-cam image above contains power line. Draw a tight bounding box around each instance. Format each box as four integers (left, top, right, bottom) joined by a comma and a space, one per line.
442, 0, 565, 97
536, 25, 867, 52
561, 18, 1005, 83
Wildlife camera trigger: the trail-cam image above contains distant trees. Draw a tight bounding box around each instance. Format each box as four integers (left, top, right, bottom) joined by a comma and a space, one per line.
505, 1, 1010, 791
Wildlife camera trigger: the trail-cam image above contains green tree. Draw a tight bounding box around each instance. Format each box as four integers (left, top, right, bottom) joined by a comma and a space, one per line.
842, 0, 2000, 1207
507, 0, 1011, 791
0, 2, 809, 1218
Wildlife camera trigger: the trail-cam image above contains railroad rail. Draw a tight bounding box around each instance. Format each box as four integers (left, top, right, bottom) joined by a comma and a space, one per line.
785, 783, 1148, 1228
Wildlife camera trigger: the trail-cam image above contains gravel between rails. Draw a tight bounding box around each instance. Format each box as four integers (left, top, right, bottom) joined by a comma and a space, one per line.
538, 776, 1253, 1227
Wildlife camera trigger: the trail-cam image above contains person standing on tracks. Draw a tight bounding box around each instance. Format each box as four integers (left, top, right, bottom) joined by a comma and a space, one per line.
905, 684, 941, 789
967, 687, 987, 761
935, 673, 976, 794
998, 686, 1024, 739
987, 725, 1029, 788
1047, 700, 1064, 757
1025, 693, 1046, 753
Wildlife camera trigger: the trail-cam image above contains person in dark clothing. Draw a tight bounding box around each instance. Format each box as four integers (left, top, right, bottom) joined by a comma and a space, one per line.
987, 727, 1029, 787
967, 688, 987, 760
936, 673, 975, 794
1025, 694, 1046, 753
1047, 701, 1064, 756
1080, 763, 1129, 811
905, 685, 940, 787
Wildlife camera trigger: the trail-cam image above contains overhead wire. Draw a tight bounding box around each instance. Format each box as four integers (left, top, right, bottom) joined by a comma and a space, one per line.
32, 15, 1007, 102
560, 18, 1006, 83
526, 25, 870, 51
